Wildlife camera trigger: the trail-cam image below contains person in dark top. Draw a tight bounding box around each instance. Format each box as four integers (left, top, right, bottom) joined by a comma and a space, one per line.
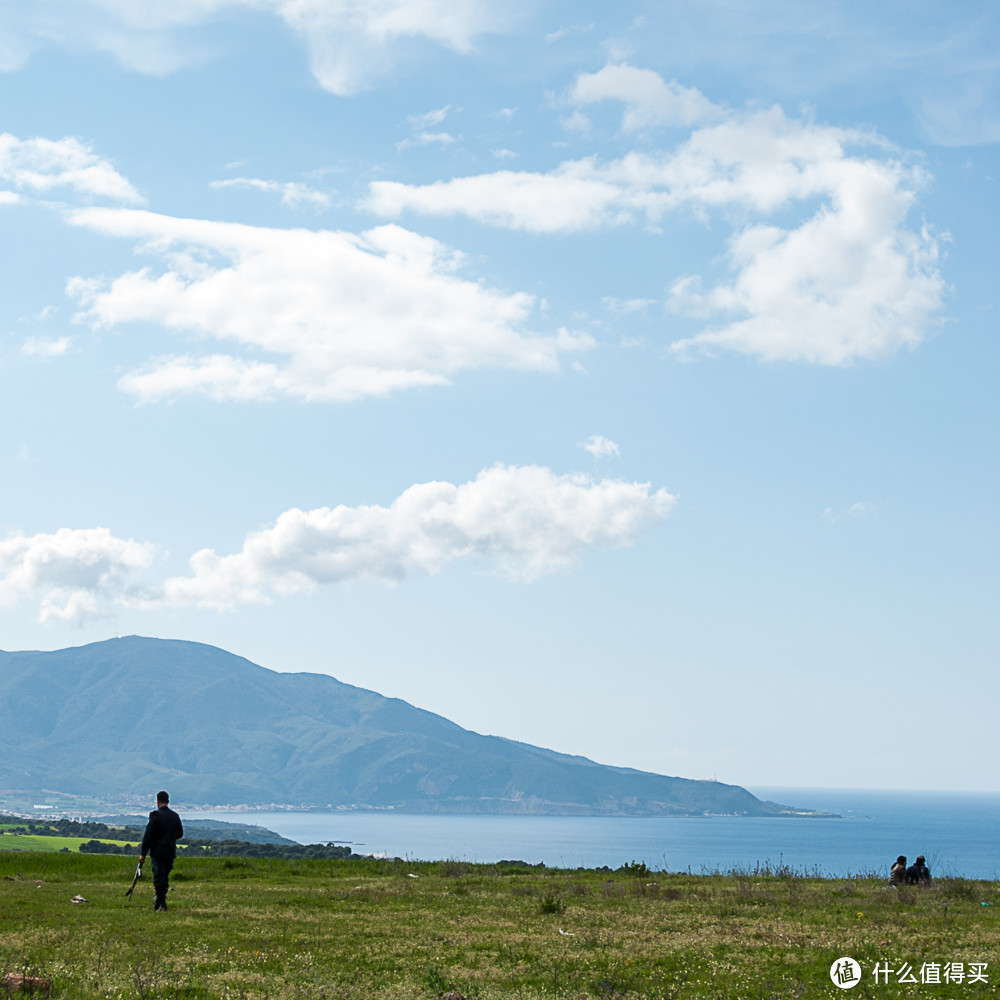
905, 854, 931, 885
139, 790, 184, 911
889, 855, 907, 886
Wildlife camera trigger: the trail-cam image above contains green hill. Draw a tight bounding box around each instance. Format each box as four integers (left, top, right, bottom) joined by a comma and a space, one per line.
0, 636, 801, 816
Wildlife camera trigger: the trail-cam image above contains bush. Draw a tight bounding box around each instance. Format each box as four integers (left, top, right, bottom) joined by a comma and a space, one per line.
539, 893, 565, 914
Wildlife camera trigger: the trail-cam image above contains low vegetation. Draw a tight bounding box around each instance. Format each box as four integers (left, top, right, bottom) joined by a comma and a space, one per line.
0, 816, 348, 859
1, 850, 997, 999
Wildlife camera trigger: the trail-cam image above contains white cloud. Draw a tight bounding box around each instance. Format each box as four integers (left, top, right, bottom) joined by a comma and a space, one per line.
0, 465, 673, 621
65, 207, 592, 402
155, 464, 675, 609
560, 110, 592, 134
408, 105, 452, 129
0, 133, 143, 203
847, 501, 876, 517
368, 106, 901, 230
571, 63, 721, 131
273, 0, 512, 95
634, 0, 1000, 149
823, 501, 879, 522
545, 23, 594, 44
669, 232, 943, 366
21, 335, 72, 358
210, 176, 331, 210
0, 0, 233, 74
398, 106, 458, 150
0, 527, 156, 624
365, 86, 945, 365
396, 132, 457, 151
367, 160, 630, 233
915, 76, 1000, 147
603, 296, 656, 316
581, 435, 621, 459
117, 354, 286, 403
667, 154, 945, 364
4, 2, 996, 144
0, 0, 511, 94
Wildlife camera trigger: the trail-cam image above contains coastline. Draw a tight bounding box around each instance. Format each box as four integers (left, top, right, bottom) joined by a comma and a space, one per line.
184, 789, 1000, 879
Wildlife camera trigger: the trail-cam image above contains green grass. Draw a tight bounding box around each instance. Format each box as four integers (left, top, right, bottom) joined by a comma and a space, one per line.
0, 833, 139, 853
1, 851, 997, 999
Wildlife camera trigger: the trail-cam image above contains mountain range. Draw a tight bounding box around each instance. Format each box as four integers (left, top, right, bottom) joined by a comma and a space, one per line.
0, 636, 804, 817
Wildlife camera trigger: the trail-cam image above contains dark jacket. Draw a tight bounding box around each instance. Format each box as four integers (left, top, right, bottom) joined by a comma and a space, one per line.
905, 861, 931, 885
141, 806, 184, 860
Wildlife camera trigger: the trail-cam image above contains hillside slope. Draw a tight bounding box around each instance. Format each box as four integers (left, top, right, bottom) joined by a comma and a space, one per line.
0, 636, 795, 816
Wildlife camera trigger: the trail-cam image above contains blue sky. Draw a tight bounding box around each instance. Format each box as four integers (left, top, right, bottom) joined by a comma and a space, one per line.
1, 0, 997, 792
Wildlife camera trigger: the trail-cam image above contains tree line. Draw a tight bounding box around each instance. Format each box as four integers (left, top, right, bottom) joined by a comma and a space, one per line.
1, 816, 137, 839
2, 814, 357, 860
79, 838, 356, 859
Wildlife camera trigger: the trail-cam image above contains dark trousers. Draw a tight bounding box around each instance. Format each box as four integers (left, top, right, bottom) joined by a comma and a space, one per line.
150, 855, 174, 903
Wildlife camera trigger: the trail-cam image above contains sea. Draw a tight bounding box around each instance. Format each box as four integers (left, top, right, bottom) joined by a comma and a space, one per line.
186, 788, 1000, 880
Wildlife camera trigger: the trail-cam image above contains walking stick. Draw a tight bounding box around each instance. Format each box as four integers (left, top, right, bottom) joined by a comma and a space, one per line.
125, 861, 142, 900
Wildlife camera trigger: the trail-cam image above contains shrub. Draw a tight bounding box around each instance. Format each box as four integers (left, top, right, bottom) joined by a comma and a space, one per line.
539, 893, 565, 914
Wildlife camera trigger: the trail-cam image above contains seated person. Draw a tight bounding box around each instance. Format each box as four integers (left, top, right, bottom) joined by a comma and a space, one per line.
889, 855, 907, 886
905, 855, 931, 885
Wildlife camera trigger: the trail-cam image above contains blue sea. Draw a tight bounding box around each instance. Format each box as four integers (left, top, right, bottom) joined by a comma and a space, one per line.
186, 789, 1000, 880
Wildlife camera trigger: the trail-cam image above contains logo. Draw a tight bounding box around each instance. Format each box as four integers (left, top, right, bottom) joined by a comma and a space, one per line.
831, 957, 862, 989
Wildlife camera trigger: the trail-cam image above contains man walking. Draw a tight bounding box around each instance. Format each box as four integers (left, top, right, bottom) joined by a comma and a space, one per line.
139, 791, 184, 911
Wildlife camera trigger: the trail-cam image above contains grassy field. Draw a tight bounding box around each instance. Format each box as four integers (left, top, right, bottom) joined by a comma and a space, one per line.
0, 834, 138, 853
0, 851, 997, 999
